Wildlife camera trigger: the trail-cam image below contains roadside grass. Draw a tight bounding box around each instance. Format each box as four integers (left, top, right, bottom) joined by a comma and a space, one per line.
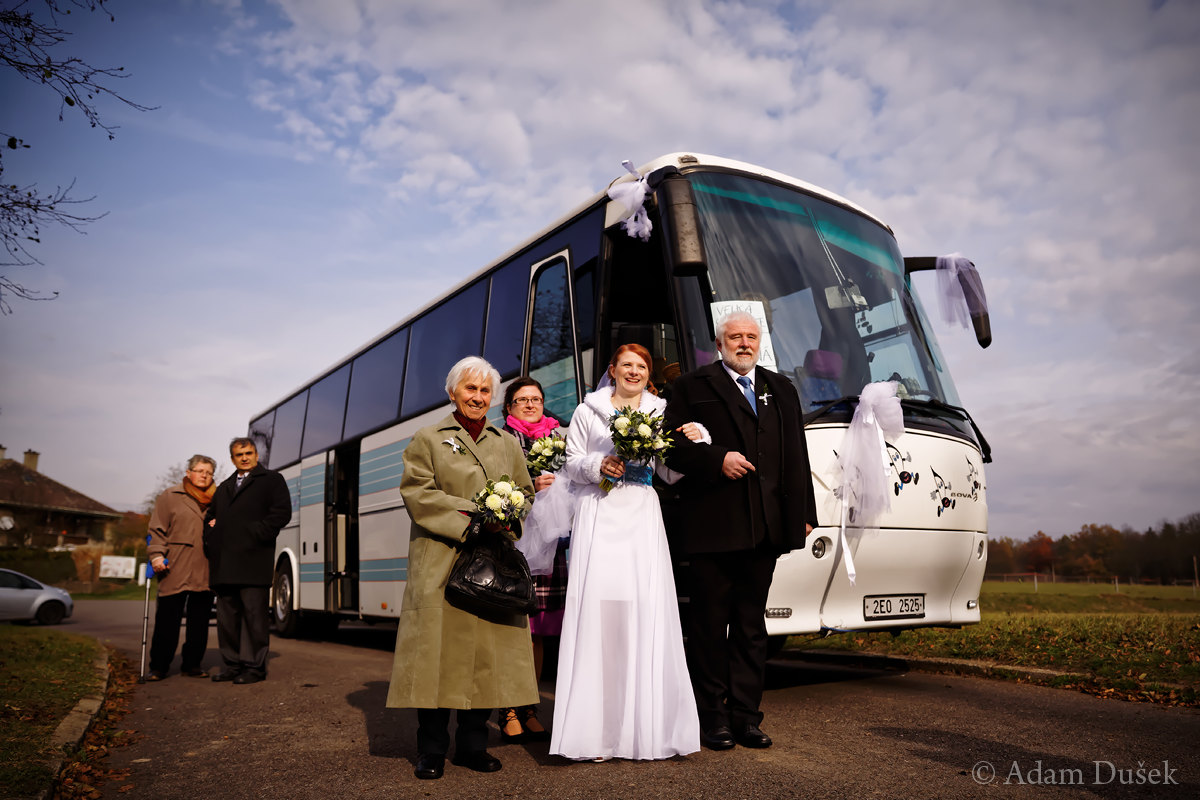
788, 582, 1200, 706
981, 581, 1197, 614
0, 625, 106, 797
79, 581, 156, 601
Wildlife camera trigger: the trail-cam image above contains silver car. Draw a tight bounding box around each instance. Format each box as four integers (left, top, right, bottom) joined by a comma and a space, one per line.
0, 568, 74, 625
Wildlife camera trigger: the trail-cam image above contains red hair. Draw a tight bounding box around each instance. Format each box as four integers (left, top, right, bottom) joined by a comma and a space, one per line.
608, 343, 657, 396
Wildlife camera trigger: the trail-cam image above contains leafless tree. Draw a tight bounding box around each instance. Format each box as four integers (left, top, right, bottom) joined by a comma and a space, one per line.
1, 0, 155, 313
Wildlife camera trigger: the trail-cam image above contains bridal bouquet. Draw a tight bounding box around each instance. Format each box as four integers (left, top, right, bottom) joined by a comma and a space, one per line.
601, 407, 672, 492
526, 434, 567, 476
472, 475, 533, 538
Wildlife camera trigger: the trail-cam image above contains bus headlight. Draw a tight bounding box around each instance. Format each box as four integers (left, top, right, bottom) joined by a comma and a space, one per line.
977, 540, 986, 559
967, 599, 978, 610
811, 537, 827, 558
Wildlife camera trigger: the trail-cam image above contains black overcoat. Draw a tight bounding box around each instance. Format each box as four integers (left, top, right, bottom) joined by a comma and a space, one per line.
204, 464, 292, 586
663, 361, 817, 555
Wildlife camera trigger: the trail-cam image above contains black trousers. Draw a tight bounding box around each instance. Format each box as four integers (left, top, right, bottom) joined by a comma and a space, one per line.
149, 589, 214, 674
685, 546, 777, 732
214, 585, 271, 678
416, 707, 492, 756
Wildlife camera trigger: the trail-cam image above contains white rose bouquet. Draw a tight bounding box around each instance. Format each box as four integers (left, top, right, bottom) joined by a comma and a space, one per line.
526, 433, 567, 476
471, 475, 533, 538
601, 406, 672, 492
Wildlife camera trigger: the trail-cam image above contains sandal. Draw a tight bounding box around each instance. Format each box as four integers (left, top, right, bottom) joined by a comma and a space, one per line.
499, 707, 526, 742
520, 705, 551, 742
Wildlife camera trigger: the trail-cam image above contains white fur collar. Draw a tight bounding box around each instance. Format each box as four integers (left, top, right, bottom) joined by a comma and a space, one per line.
582, 385, 665, 421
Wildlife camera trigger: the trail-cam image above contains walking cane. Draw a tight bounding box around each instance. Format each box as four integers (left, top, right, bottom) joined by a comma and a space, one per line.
138, 535, 166, 683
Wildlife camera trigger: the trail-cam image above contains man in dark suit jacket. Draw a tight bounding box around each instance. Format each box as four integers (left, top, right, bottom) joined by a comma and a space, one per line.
204, 437, 292, 684
664, 311, 817, 750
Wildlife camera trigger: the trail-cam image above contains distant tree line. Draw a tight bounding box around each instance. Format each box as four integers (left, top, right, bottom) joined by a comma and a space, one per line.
987, 512, 1200, 583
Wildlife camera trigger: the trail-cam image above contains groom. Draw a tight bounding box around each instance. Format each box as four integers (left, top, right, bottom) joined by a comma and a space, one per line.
664, 310, 817, 750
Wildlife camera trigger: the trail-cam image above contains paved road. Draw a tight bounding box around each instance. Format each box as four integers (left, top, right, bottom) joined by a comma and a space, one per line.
64, 600, 1198, 799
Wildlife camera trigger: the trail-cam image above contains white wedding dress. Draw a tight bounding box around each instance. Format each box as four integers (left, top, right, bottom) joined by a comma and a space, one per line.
548, 387, 700, 760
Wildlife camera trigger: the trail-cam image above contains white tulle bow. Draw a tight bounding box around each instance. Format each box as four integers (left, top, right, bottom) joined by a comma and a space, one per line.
607, 159, 653, 241
833, 381, 904, 585
518, 476, 577, 575
935, 252, 987, 328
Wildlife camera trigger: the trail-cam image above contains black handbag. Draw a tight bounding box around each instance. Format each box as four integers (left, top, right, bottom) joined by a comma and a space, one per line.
445, 516, 537, 618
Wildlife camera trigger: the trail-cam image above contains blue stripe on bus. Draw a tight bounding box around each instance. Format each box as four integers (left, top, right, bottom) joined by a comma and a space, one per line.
285, 475, 302, 512
299, 563, 324, 583
360, 438, 410, 496
359, 557, 408, 582
300, 464, 325, 508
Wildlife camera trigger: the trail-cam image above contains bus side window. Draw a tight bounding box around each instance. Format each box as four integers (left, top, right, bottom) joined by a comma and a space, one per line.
249, 410, 275, 468
484, 259, 530, 380
301, 363, 351, 458
271, 391, 308, 469
401, 280, 488, 417
529, 258, 578, 424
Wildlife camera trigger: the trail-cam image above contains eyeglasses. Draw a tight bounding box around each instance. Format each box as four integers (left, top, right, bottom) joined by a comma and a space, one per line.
512, 397, 543, 406
188, 469, 214, 477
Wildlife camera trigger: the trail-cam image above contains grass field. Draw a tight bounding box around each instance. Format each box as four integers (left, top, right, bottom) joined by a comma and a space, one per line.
0, 625, 106, 797
789, 580, 1200, 705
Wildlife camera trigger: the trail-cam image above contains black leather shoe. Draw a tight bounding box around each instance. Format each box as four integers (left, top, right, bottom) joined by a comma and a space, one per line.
451, 751, 502, 773
701, 726, 736, 750
414, 753, 445, 780
211, 670, 241, 682
144, 671, 166, 682
233, 673, 265, 685
737, 724, 773, 749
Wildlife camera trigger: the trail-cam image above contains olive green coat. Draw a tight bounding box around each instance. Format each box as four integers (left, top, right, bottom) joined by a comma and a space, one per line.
386, 414, 539, 710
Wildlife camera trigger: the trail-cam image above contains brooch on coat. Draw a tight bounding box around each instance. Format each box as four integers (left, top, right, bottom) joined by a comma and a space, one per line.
443, 438, 464, 454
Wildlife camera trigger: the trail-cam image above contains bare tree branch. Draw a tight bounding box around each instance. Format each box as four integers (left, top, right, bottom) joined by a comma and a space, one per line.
1, 0, 156, 314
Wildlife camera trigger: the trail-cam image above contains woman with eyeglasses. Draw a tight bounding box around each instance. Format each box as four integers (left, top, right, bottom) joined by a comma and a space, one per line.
496, 376, 564, 742
145, 454, 218, 680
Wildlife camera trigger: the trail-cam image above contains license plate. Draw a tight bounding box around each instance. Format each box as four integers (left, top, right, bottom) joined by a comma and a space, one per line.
863, 594, 925, 620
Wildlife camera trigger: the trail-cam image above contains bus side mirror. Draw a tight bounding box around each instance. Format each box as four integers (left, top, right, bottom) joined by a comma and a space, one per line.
656, 172, 708, 277
904, 256, 992, 349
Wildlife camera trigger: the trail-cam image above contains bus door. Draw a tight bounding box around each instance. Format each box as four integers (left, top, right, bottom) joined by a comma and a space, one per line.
600, 224, 689, 394
526, 252, 584, 423
324, 441, 360, 613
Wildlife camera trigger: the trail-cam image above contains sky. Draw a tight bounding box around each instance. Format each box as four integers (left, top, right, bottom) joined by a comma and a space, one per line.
1, 0, 1197, 540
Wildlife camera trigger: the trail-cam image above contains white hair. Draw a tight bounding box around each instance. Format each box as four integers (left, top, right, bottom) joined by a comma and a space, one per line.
714, 310, 761, 342
445, 356, 501, 398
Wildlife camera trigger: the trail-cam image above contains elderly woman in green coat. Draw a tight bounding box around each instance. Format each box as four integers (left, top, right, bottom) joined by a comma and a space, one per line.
387, 356, 538, 780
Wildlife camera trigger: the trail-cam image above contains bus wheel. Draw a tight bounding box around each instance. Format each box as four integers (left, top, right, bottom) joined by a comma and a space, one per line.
765, 635, 789, 661
273, 563, 300, 638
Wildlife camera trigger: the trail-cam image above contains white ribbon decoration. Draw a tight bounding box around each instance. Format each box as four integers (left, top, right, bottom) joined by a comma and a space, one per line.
607, 159, 653, 241
935, 252, 987, 328
834, 381, 904, 585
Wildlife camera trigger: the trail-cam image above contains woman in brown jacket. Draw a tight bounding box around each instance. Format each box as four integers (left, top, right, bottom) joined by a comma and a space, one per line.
145, 454, 217, 680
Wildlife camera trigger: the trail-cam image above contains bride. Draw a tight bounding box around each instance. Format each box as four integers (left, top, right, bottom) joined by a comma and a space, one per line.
549, 343, 701, 761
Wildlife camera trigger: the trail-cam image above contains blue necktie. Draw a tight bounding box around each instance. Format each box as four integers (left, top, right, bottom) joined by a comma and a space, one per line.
737, 375, 756, 415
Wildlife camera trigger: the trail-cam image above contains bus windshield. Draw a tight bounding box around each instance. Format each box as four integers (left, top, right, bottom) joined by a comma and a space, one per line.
688, 171, 963, 412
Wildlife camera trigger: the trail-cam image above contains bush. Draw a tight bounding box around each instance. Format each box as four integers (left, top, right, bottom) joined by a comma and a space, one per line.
0, 548, 77, 583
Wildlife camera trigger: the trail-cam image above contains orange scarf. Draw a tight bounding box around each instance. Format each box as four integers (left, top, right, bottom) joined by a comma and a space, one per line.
184, 478, 216, 510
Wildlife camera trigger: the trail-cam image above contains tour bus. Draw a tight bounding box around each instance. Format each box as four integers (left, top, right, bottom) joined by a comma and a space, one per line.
247, 153, 992, 648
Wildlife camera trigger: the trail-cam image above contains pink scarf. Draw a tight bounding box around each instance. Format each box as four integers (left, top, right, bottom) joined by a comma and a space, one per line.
506, 413, 560, 439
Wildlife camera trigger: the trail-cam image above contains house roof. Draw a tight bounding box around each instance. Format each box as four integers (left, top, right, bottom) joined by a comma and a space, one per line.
0, 459, 122, 519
